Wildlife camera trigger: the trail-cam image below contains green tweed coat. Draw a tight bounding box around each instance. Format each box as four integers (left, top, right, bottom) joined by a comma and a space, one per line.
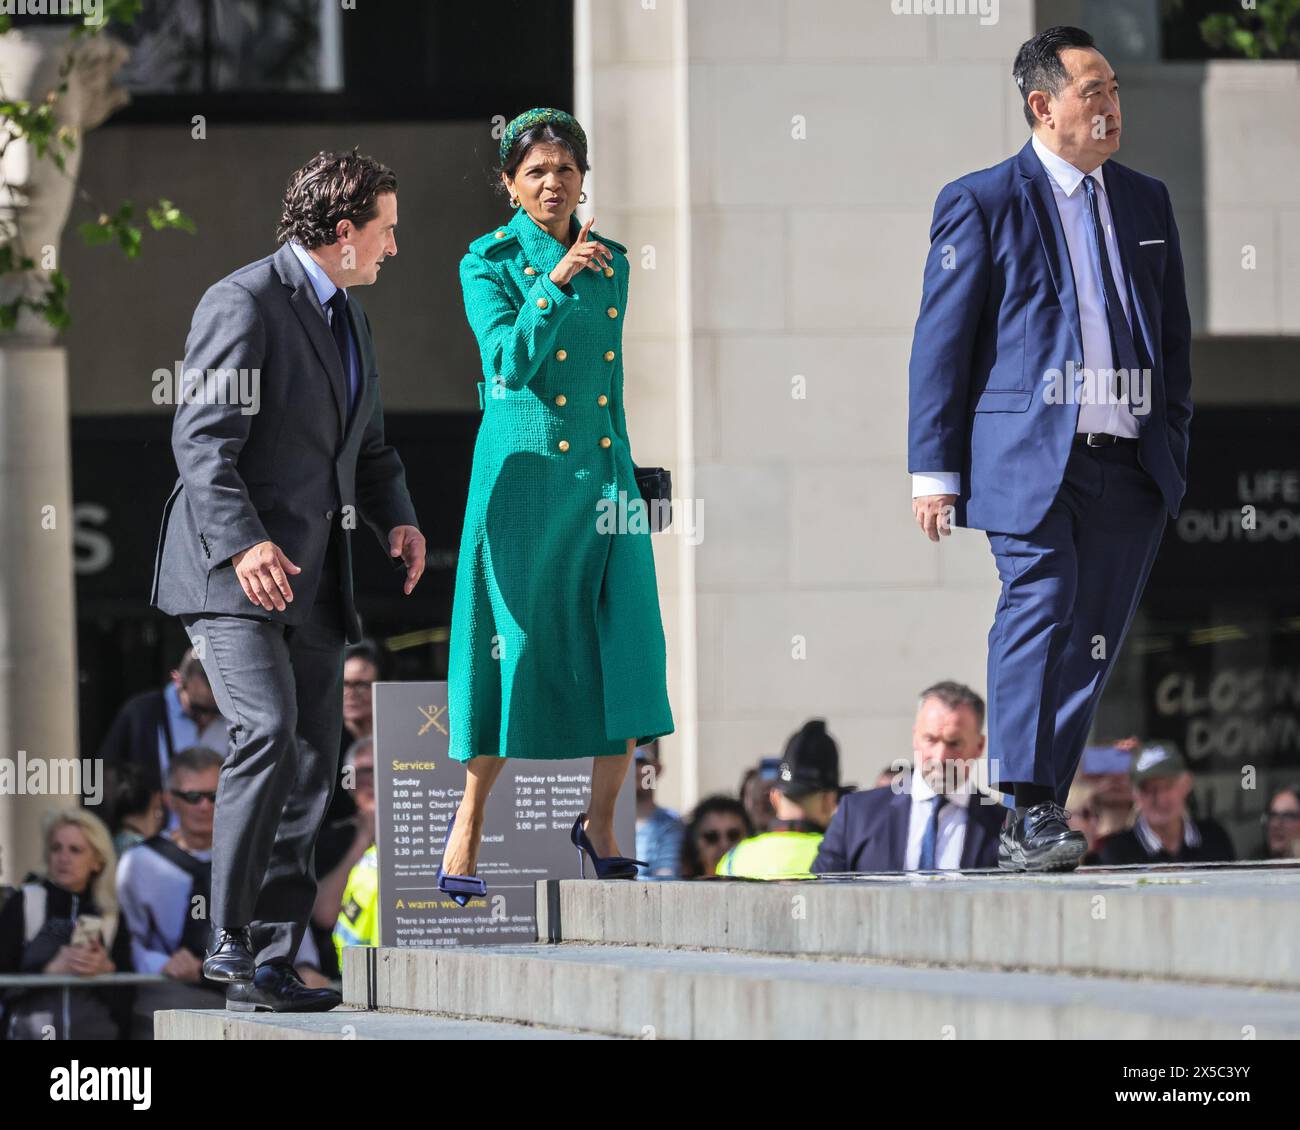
447, 205, 675, 761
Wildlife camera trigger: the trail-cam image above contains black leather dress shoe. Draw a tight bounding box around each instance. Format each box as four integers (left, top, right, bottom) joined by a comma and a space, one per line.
203, 926, 254, 982
998, 802, 1087, 872
225, 961, 342, 1013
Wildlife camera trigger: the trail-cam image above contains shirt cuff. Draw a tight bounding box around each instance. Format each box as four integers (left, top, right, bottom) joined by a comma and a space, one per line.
912, 472, 960, 498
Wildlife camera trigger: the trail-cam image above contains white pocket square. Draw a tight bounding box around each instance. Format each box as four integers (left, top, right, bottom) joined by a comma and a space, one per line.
1138, 239, 1166, 246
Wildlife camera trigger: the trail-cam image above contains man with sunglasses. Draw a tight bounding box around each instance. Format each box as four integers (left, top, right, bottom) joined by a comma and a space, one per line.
97, 647, 228, 833
117, 747, 325, 1036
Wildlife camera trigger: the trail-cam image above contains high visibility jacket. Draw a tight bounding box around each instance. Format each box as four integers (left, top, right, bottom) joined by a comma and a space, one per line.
715, 831, 822, 879
333, 845, 378, 967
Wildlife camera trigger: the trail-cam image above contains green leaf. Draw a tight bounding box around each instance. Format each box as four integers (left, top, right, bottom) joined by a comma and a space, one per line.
146, 199, 196, 234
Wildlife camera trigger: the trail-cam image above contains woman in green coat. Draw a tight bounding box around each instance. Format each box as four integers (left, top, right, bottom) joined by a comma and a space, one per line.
439, 109, 674, 900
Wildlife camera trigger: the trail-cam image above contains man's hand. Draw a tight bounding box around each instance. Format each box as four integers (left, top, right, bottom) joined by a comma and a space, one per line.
389, 525, 426, 595
232, 540, 301, 610
163, 948, 203, 982
912, 494, 958, 542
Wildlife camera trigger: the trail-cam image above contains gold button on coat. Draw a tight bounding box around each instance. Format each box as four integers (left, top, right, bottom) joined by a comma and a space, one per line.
599, 436, 612, 448
536, 297, 549, 309
524, 266, 537, 275
607, 307, 618, 318
604, 350, 615, 362
494, 230, 506, 239
554, 394, 567, 406
555, 349, 567, 361
603, 266, 614, 278
557, 439, 569, 452
597, 394, 608, 406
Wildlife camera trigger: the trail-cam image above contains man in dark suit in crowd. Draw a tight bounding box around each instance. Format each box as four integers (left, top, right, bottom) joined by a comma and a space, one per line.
813, 682, 1003, 873
907, 27, 1192, 871
96, 648, 227, 819
1097, 743, 1235, 866
150, 150, 424, 1012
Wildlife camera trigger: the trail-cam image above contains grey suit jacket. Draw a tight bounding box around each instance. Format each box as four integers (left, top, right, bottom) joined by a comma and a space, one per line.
150, 241, 419, 643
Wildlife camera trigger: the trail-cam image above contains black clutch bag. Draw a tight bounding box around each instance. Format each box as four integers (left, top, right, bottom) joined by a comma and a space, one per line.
634, 465, 672, 533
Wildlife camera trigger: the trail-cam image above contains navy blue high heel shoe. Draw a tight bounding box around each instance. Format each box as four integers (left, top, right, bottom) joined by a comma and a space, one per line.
570, 813, 646, 879
437, 808, 487, 906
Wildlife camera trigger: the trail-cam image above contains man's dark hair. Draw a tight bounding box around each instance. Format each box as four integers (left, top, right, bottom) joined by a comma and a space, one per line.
1012, 25, 1096, 129
276, 148, 397, 248
918, 680, 986, 732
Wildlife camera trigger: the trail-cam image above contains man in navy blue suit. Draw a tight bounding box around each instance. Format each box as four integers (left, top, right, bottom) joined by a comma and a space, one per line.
907, 27, 1192, 871
813, 682, 1003, 874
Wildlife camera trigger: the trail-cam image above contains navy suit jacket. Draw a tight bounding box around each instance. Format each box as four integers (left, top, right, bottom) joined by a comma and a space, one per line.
907, 139, 1192, 535
811, 786, 1004, 873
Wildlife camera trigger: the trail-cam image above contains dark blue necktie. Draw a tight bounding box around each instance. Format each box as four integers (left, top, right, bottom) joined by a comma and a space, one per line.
1082, 175, 1141, 399
326, 289, 359, 423
918, 795, 946, 870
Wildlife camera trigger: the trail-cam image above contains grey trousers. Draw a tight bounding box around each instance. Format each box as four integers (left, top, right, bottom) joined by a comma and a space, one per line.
181, 566, 345, 967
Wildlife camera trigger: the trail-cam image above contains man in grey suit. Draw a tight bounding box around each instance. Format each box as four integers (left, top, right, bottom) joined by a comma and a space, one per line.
150, 150, 424, 1012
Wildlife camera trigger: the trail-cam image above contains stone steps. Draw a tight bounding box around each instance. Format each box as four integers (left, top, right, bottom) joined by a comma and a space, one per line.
154, 1004, 612, 1040
536, 866, 1300, 988
341, 939, 1300, 1040
160, 865, 1300, 1040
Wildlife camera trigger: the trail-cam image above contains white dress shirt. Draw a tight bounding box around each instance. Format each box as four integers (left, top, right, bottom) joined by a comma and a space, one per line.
911, 132, 1140, 500
903, 764, 972, 870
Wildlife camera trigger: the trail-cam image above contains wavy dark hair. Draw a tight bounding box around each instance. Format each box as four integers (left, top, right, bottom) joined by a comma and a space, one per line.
678, 795, 753, 880
496, 122, 590, 201
276, 148, 398, 249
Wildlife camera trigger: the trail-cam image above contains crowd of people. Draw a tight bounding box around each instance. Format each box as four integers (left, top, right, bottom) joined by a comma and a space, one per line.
1, 656, 1297, 1039
0, 642, 383, 1039
639, 682, 1300, 880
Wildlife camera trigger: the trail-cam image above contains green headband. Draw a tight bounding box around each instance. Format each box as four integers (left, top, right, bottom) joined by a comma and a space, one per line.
499, 107, 588, 165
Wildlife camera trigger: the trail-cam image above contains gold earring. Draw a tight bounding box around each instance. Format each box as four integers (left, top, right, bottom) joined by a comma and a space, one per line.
510, 195, 519, 208
579, 191, 588, 204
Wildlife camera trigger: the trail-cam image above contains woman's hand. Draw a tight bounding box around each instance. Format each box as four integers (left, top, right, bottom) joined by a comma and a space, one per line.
45, 940, 114, 977
43, 945, 74, 975
550, 216, 613, 288
67, 939, 114, 977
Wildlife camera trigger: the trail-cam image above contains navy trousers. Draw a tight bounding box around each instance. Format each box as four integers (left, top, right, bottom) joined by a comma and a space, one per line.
985, 441, 1167, 805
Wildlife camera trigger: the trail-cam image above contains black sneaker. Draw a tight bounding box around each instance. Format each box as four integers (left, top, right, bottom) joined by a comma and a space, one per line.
998, 802, 1087, 872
